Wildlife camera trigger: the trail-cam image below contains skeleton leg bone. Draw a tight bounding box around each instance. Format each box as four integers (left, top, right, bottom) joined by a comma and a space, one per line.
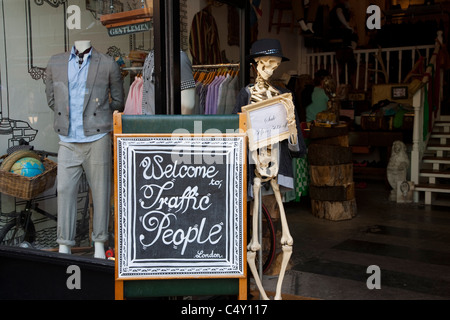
247, 176, 270, 300
270, 178, 294, 300
247, 251, 270, 300
248, 177, 262, 253
275, 245, 293, 300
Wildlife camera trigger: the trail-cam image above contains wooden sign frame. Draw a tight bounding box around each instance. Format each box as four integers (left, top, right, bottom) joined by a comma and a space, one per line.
242, 93, 293, 151
114, 133, 247, 280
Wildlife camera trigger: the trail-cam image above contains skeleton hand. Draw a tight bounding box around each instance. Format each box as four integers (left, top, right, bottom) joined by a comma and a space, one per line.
281, 96, 298, 145
288, 120, 297, 146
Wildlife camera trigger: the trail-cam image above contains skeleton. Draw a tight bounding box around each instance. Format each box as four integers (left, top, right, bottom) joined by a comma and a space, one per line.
246, 56, 298, 300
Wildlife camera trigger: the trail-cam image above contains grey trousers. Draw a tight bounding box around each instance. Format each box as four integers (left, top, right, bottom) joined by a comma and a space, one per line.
56, 134, 111, 246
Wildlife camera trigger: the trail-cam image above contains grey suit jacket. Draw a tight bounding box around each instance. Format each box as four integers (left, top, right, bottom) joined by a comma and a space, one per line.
45, 48, 124, 137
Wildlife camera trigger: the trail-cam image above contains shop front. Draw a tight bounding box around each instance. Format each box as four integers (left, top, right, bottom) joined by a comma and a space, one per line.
0, 0, 255, 300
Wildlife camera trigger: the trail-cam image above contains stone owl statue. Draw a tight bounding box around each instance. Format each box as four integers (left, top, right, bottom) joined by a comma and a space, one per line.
387, 140, 410, 201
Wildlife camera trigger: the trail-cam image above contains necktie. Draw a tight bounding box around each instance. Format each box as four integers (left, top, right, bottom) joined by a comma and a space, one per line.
75, 47, 92, 67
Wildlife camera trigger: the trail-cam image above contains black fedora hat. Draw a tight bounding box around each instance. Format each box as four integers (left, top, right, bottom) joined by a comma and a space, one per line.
248, 38, 289, 62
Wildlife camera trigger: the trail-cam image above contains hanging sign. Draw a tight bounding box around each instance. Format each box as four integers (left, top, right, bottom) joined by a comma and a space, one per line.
115, 134, 246, 279
100, 7, 153, 37
107, 21, 152, 37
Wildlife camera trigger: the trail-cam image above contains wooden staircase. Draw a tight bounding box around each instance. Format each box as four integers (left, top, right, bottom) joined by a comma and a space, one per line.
415, 120, 450, 205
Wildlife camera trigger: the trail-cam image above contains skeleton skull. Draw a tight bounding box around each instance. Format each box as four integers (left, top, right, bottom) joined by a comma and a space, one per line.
255, 56, 282, 80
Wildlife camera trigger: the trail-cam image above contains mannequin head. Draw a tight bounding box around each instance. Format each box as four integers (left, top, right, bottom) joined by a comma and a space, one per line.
254, 56, 282, 81
74, 40, 91, 52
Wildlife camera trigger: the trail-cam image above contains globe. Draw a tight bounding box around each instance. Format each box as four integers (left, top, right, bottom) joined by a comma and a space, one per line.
10, 157, 45, 177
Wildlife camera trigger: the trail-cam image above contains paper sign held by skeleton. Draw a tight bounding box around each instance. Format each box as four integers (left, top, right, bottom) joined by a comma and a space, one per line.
243, 93, 297, 151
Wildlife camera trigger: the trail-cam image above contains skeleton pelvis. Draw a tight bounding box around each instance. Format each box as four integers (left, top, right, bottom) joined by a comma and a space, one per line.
251, 144, 279, 179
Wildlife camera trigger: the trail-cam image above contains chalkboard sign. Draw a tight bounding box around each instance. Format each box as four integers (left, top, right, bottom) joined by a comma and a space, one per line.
115, 134, 246, 279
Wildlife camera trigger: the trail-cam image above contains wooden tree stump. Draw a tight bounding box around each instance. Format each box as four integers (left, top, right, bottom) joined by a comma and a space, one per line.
308, 144, 353, 166
309, 183, 355, 201
308, 124, 357, 221
309, 163, 353, 186
311, 199, 357, 221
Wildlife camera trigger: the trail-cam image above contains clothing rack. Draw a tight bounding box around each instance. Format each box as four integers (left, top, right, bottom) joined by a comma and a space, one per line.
191, 62, 241, 115
192, 63, 240, 69
122, 66, 143, 71
124, 64, 241, 72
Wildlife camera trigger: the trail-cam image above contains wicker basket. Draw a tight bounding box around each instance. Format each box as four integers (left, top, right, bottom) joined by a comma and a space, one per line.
0, 157, 57, 200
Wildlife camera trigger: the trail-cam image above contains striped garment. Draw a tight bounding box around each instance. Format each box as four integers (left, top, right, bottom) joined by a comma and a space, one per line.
189, 9, 223, 65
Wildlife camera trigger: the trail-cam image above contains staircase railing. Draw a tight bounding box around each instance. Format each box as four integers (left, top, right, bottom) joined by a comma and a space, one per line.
305, 44, 435, 90
411, 31, 445, 202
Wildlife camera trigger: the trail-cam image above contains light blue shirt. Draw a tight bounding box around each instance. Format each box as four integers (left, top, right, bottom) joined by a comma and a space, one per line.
60, 46, 106, 143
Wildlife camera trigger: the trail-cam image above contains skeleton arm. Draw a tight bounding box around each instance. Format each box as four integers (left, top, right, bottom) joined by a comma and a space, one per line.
280, 95, 306, 157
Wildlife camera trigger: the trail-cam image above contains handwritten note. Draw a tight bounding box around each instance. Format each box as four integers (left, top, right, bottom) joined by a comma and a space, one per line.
242, 93, 293, 151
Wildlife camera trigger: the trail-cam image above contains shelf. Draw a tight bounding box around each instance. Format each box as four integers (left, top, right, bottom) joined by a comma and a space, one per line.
100, 8, 153, 28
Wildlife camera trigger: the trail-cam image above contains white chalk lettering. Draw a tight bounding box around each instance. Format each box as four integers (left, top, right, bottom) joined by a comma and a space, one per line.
140, 155, 218, 180
140, 183, 212, 213
140, 212, 223, 256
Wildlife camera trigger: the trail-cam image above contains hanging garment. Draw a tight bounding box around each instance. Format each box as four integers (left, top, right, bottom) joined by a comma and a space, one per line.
194, 81, 203, 114
189, 9, 223, 65
142, 51, 156, 115
124, 76, 143, 115
285, 157, 310, 202
216, 74, 232, 114
224, 74, 239, 114
206, 75, 226, 114
192, 67, 240, 115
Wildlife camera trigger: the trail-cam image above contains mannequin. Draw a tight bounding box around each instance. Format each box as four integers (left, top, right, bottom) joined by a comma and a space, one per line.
181, 87, 196, 114
45, 40, 124, 259
292, 0, 320, 34
142, 50, 196, 115
60, 40, 92, 256
330, 0, 358, 49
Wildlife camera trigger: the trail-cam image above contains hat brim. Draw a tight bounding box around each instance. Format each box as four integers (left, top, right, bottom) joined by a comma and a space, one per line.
248, 53, 289, 62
